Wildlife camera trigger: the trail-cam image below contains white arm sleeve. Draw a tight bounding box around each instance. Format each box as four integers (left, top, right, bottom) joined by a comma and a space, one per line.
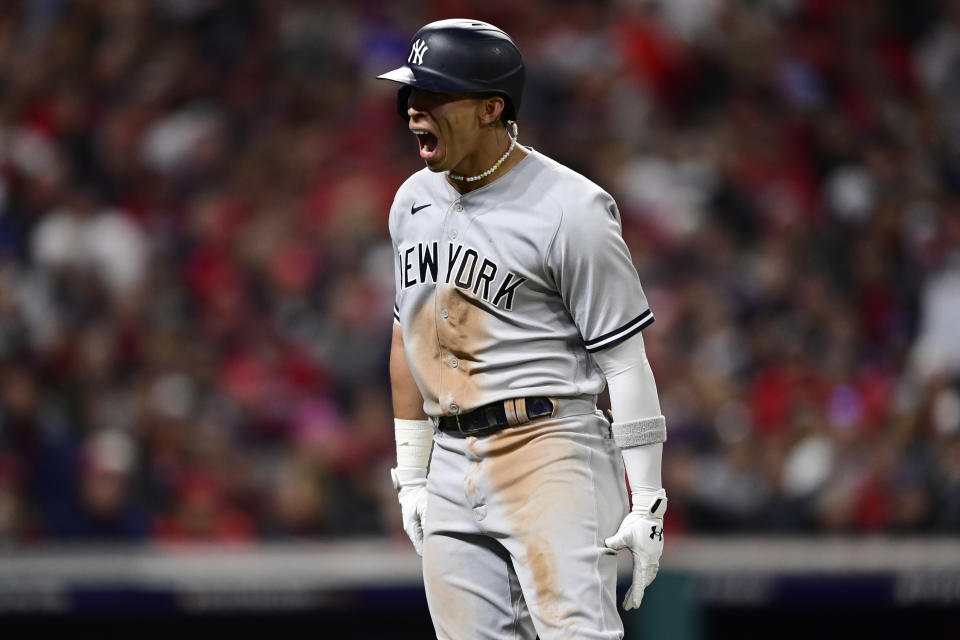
592, 330, 662, 420
592, 331, 665, 492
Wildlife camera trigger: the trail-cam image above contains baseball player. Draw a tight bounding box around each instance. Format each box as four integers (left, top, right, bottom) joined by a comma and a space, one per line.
380, 19, 668, 640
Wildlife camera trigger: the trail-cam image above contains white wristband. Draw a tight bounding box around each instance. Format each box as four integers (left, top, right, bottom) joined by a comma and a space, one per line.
395, 418, 434, 470
612, 415, 667, 448
632, 487, 668, 518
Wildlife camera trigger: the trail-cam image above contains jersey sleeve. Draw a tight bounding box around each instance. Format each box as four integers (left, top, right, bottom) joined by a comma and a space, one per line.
392, 225, 401, 325
388, 197, 402, 326
546, 189, 654, 353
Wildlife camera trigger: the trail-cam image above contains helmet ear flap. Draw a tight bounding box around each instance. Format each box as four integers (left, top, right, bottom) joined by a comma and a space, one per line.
397, 86, 413, 119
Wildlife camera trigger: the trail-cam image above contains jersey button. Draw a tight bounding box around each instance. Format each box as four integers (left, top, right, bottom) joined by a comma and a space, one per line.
440, 306, 449, 320
449, 229, 458, 240
454, 203, 464, 213
449, 403, 460, 414
448, 355, 458, 368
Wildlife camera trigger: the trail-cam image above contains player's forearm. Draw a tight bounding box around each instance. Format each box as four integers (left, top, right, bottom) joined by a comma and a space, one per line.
619, 443, 662, 492
389, 322, 433, 481
592, 332, 665, 491
390, 322, 429, 420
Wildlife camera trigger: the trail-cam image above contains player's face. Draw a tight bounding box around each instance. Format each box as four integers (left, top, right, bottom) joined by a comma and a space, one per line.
406, 88, 488, 173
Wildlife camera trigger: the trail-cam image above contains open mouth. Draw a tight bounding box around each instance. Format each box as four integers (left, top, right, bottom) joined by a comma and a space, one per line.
412, 129, 439, 160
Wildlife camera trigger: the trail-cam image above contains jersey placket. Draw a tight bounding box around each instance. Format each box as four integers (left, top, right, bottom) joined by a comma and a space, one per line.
436, 196, 468, 416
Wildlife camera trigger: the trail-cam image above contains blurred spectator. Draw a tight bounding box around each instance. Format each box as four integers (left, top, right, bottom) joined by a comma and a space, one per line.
50, 429, 151, 540
913, 250, 960, 379
32, 187, 148, 296
154, 470, 255, 544
0, 453, 26, 545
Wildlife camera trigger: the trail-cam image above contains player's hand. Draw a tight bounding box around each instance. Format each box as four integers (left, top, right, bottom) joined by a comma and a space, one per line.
604, 488, 667, 610
392, 467, 429, 556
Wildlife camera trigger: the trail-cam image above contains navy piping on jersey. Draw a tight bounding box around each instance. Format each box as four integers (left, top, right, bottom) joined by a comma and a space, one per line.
393, 304, 400, 322
583, 309, 655, 353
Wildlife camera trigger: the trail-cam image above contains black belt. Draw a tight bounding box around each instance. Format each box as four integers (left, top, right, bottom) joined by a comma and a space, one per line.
437, 397, 556, 435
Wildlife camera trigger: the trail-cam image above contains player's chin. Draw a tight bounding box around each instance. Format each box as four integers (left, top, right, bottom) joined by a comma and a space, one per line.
421, 150, 448, 172
423, 159, 448, 173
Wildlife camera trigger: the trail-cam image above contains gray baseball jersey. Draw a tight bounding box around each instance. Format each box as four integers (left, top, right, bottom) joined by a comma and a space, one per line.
391, 148, 653, 639
390, 148, 654, 418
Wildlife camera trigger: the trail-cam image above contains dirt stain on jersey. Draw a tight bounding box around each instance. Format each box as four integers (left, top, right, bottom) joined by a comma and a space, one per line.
435, 285, 491, 412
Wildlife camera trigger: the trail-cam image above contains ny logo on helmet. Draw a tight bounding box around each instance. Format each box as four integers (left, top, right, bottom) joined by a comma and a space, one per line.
408, 39, 429, 65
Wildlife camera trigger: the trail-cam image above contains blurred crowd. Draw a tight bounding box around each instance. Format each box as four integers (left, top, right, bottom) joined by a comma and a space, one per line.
0, 0, 958, 546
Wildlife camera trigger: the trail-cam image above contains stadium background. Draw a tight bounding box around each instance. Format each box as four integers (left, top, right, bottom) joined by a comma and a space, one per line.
0, 0, 958, 637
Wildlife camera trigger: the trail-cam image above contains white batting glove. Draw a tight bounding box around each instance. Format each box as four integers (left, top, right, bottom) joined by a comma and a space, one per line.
604, 488, 667, 610
392, 467, 429, 556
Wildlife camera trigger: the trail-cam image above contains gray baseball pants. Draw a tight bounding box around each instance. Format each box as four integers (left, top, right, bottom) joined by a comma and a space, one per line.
422, 397, 629, 640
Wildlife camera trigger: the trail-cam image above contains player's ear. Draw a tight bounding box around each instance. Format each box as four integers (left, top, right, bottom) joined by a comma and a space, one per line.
479, 95, 505, 127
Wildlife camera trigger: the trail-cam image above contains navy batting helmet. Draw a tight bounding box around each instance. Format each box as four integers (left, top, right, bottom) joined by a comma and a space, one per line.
377, 19, 525, 122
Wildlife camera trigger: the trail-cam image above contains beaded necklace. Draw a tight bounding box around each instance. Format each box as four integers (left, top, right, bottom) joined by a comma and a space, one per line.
448, 121, 519, 183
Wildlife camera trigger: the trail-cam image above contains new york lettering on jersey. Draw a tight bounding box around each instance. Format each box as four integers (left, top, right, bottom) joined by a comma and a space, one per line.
398, 240, 528, 311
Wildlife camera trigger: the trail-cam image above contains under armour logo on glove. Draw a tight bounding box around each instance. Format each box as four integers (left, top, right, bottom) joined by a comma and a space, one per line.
649, 525, 663, 541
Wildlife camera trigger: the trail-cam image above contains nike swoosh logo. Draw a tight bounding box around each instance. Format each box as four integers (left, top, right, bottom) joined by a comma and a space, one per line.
411, 203, 431, 215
